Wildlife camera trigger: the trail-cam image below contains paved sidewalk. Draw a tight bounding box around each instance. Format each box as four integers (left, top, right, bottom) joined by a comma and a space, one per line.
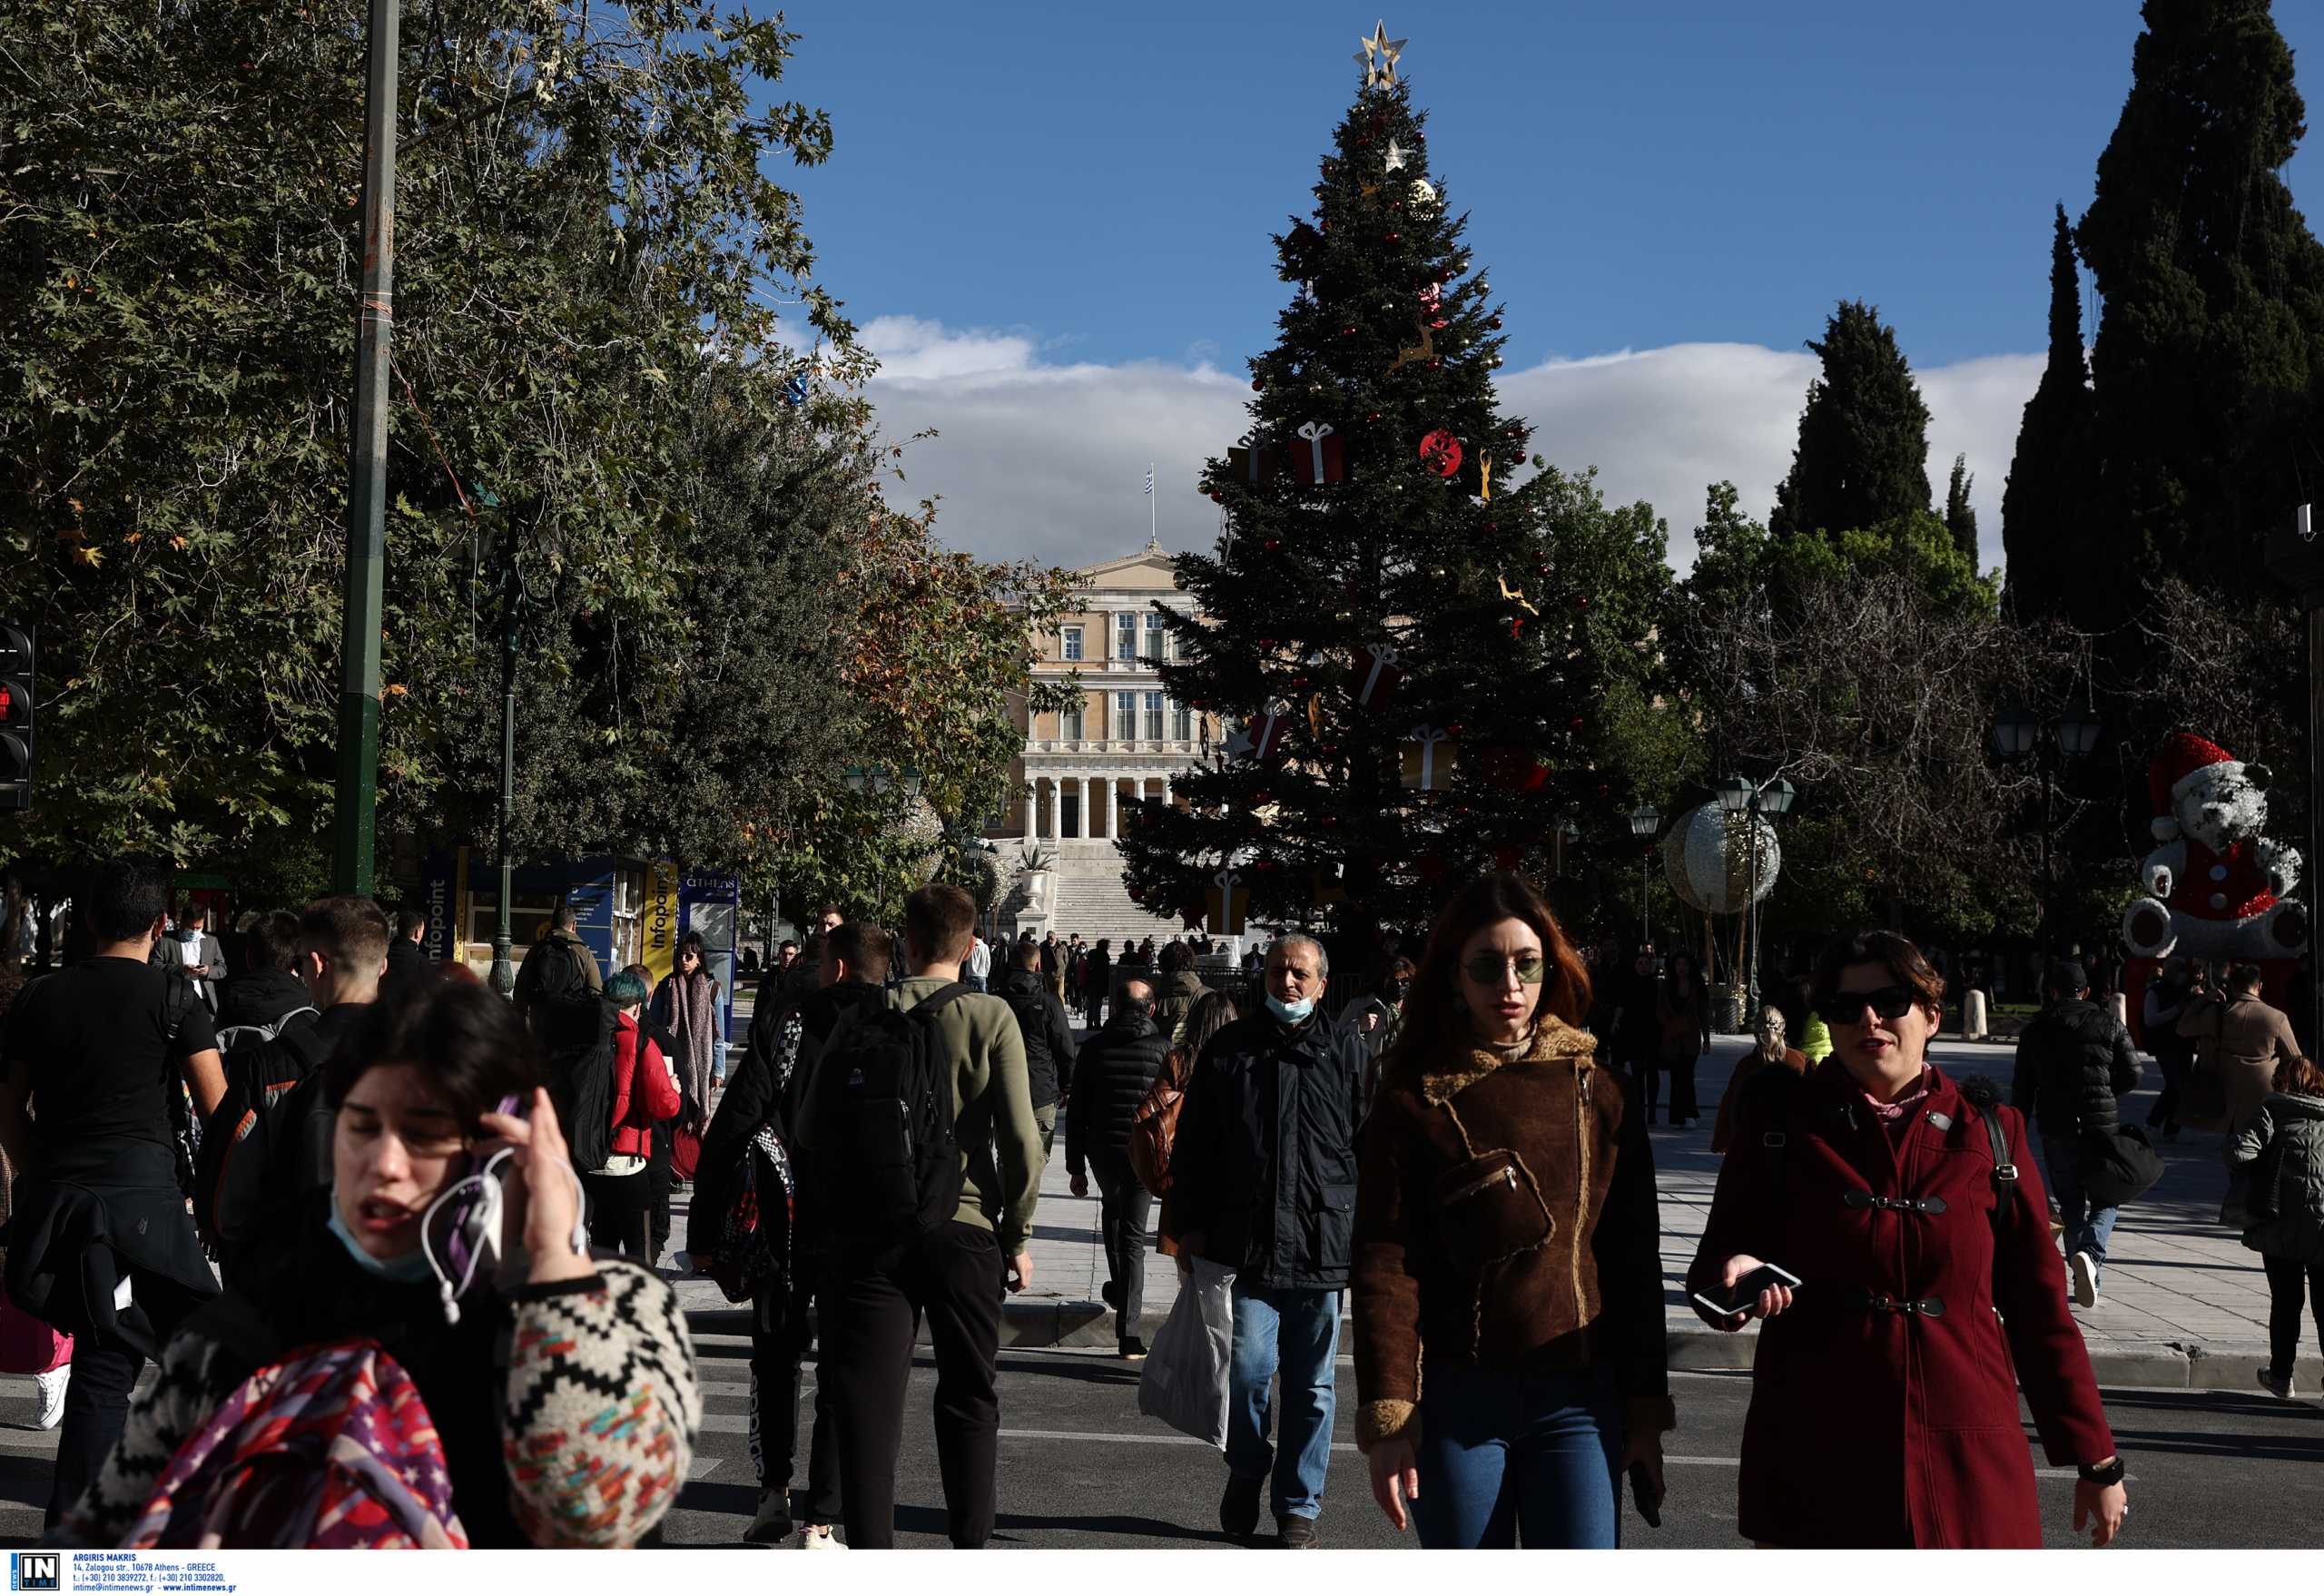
678, 1030, 2319, 1391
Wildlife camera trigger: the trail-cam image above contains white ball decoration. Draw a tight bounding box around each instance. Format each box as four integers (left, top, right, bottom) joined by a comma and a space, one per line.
1409, 179, 1439, 212
1662, 802, 1781, 916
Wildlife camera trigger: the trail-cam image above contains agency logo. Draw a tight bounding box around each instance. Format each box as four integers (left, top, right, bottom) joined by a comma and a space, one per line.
9, 1552, 59, 1591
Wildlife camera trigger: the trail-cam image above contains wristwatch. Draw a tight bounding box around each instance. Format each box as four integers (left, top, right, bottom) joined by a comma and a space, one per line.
2076, 1456, 2125, 1487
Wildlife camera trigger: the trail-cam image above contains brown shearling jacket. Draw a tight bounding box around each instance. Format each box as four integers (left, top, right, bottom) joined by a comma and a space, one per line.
1351, 1017, 1674, 1452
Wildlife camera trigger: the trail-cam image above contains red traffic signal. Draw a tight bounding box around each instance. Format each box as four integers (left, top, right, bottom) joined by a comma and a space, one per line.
0, 622, 31, 810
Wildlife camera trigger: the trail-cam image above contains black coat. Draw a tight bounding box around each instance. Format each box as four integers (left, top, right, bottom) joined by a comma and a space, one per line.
2011, 999, 2142, 1138
1170, 1011, 1368, 1291
996, 968, 1078, 1108
380, 938, 431, 1004
1066, 1012, 1170, 1175
213, 969, 316, 1033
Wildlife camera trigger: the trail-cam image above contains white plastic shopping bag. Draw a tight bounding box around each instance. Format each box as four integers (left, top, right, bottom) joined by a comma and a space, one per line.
1137, 1259, 1235, 1449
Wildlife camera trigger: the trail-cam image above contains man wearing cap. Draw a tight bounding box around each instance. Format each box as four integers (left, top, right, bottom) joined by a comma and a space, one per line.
2011, 961, 2143, 1309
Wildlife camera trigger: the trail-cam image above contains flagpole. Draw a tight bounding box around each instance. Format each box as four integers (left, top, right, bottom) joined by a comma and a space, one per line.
1149, 460, 1157, 547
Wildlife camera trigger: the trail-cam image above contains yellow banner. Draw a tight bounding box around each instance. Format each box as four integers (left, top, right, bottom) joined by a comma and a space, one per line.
643, 861, 682, 987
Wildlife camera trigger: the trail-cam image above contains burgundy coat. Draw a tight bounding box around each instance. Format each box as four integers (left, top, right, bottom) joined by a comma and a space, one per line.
1689, 1060, 2114, 1548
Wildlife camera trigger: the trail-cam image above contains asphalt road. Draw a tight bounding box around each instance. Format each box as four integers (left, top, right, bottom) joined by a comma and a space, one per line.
656, 1345, 2324, 1551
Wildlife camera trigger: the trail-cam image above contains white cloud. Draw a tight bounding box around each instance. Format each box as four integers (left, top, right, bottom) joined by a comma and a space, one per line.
863, 320, 2041, 576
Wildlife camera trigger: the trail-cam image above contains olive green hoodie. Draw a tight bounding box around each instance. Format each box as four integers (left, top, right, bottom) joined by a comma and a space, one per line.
891, 976, 1044, 1254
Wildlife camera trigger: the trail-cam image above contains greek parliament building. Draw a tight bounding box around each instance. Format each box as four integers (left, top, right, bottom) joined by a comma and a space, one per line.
989, 541, 1217, 944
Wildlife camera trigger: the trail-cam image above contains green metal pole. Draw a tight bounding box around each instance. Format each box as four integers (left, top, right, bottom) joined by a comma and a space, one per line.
490, 537, 519, 998
331, 0, 399, 895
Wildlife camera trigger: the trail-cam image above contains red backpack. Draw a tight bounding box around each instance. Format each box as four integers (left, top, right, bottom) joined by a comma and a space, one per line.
123, 1339, 468, 1549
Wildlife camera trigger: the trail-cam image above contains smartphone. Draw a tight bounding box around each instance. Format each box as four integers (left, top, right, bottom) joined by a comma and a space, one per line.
1627, 1461, 1661, 1529
1691, 1262, 1801, 1320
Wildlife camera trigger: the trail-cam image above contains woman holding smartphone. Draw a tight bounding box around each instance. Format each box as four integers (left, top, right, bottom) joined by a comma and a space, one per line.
1353, 872, 1669, 1549
1689, 930, 2127, 1549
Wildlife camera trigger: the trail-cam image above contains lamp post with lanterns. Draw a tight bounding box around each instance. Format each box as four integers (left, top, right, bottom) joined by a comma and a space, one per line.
1989, 702, 2101, 947
1628, 803, 1659, 945
1714, 774, 1797, 1017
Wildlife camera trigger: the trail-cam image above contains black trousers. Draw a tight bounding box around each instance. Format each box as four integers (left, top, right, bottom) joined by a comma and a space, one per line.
48, 1266, 202, 1528
1090, 1147, 1152, 1342
1664, 1053, 1700, 1122
646, 1121, 674, 1257
753, 1266, 841, 1522
820, 1221, 1005, 1548
2263, 1252, 2324, 1377
2148, 1050, 2191, 1130
582, 1167, 654, 1259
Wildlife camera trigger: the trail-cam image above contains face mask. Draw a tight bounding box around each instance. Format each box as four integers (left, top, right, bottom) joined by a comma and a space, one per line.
1266, 992, 1316, 1026
1385, 980, 1410, 1002
326, 1199, 436, 1285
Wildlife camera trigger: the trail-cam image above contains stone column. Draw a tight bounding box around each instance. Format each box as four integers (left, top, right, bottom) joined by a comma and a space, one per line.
1078, 774, 1092, 839
1021, 779, 1037, 842
1046, 777, 1061, 844
1107, 776, 1120, 837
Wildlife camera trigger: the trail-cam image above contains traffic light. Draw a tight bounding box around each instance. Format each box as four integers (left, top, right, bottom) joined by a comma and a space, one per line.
0, 621, 33, 812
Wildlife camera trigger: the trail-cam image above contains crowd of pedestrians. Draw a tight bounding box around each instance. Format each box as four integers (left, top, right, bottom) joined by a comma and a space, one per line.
5, 848, 2320, 1552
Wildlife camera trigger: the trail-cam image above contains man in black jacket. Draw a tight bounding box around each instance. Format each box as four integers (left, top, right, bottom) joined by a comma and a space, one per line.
2011, 961, 2142, 1309
690, 924, 889, 1549
1066, 977, 1169, 1359
212, 911, 317, 1036
1171, 936, 1366, 1549
997, 940, 1077, 1160
379, 907, 431, 1005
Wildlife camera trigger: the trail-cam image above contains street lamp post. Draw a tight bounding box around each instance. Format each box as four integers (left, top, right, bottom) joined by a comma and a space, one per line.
1627, 803, 1660, 944
1552, 818, 1581, 879
1991, 702, 2100, 948
487, 521, 527, 998
1717, 775, 1797, 1017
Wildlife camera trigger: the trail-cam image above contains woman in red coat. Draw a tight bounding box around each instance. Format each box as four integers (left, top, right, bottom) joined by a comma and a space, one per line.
1689, 930, 2129, 1549
582, 970, 682, 1260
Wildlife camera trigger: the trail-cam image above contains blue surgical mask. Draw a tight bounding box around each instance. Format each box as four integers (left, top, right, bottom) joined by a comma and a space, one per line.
1265, 992, 1316, 1026
326, 1199, 435, 1285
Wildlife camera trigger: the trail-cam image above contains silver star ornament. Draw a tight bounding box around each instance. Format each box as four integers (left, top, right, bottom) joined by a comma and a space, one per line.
1384, 138, 1408, 172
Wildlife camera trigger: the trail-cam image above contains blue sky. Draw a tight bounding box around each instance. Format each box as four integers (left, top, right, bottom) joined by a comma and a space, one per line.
751, 3, 2322, 570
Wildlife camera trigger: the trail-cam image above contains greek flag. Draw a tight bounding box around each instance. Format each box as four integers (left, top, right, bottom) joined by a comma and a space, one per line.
1144, 468, 1154, 497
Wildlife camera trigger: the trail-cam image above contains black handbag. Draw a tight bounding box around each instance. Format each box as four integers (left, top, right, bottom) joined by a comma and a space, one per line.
2081, 1123, 2166, 1209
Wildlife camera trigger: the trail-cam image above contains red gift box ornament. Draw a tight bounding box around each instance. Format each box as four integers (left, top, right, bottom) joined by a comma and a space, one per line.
1354, 643, 1403, 709
1292, 419, 1345, 484
1481, 746, 1550, 793
1419, 429, 1462, 478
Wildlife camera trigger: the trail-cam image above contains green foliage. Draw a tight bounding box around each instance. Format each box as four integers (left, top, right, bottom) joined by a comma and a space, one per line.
2073, 0, 2324, 615
1944, 454, 1978, 569
1768, 300, 1935, 545
2000, 205, 2096, 624
1111, 76, 1679, 932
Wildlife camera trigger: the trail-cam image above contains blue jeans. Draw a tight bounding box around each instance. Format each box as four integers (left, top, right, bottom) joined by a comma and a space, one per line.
1412, 1365, 1621, 1549
1226, 1283, 1340, 1521
2041, 1132, 2119, 1277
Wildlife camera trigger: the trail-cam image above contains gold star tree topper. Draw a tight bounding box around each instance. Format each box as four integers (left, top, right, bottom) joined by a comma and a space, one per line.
1358, 20, 1407, 88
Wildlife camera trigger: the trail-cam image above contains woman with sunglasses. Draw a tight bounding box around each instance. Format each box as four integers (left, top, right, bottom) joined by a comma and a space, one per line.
53, 980, 700, 1549
1353, 872, 1669, 1548
1689, 930, 2126, 1549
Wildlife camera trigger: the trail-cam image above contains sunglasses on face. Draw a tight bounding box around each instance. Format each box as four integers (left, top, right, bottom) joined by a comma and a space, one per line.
1463, 951, 1547, 986
1817, 986, 1916, 1025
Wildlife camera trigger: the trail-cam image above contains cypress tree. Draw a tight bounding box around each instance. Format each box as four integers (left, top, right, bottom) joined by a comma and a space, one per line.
1768, 300, 1935, 544
1999, 205, 2094, 623
2074, 0, 2324, 607
1944, 454, 1979, 568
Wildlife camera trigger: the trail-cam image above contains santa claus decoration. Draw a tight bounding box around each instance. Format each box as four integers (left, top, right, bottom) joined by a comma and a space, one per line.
2122, 731, 2309, 964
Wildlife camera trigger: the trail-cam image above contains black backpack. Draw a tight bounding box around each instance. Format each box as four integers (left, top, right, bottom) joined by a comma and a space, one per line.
812, 983, 972, 1247
196, 1022, 334, 1261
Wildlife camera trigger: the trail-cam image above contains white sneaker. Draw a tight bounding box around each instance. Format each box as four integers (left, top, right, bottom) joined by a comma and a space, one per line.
33, 1366, 68, 1431
794, 1524, 845, 1552
2069, 1250, 2101, 1309
2258, 1365, 2297, 1401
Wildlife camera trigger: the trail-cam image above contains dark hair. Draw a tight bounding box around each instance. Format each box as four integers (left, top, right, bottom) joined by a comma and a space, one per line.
323, 979, 544, 1129
604, 969, 649, 1008
1810, 930, 1945, 1019
677, 931, 707, 964
300, 894, 390, 972
1014, 938, 1042, 970
552, 901, 579, 931
248, 910, 304, 974
1160, 941, 1194, 974
81, 857, 169, 944
2274, 1056, 2324, 1097
2230, 962, 2264, 991
1668, 951, 1700, 994
779, 939, 798, 953
1375, 955, 1416, 999
828, 920, 891, 983
395, 908, 428, 941
1381, 873, 1591, 1079
1164, 990, 1242, 1090
904, 884, 976, 963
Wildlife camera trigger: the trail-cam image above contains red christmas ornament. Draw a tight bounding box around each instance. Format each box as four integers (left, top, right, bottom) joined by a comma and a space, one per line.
1384, 232, 1400, 242
1418, 430, 1463, 477
1569, 715, 1585, 733
1491, 317, 1504, 330
1252, 377, 1265, 391
1264, 538, 1283, 552
1427, 358, 1442, 369
1573, 595, 1590, 611
1342, 326, 1358, 337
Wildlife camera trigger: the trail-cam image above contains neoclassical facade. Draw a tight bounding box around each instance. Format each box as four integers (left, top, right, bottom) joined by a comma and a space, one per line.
992, 542, 1216, 940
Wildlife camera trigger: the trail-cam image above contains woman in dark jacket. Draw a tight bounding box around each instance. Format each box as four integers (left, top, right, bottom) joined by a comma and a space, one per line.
1353, 873, 1669, 1548
2228, 1054, 2324, 1399
1657, 951, 1711, 1126
1689, 930, 2126, 1548
54, 980, 697, 1548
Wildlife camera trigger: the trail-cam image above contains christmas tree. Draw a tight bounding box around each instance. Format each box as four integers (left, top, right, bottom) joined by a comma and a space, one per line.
1115, 25, 1671, 945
